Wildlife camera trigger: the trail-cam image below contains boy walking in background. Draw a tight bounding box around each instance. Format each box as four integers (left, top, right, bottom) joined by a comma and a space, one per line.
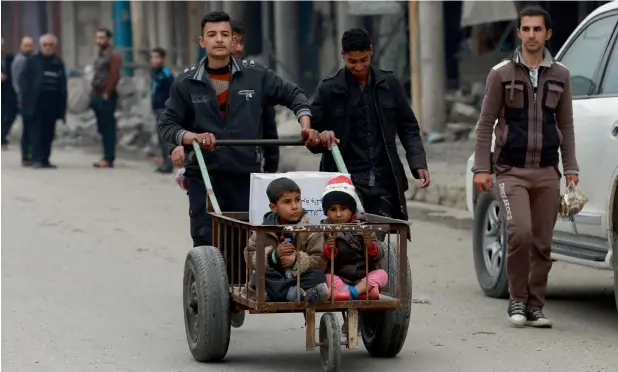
150, 47, 174, 173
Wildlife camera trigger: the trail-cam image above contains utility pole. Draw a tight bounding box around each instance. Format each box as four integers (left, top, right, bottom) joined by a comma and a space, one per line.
273, 1, 299, 82
335, 2, 363, 69
418, 0, 446, 136
408, 0, 424, 136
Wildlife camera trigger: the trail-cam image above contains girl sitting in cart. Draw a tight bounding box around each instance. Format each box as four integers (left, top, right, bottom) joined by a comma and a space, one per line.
244, 177, 329, 303
320, 176, 387, 301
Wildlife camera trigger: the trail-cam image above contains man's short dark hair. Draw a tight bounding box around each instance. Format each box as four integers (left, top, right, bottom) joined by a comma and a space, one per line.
517, 5, 552, 30
151, 47, 166, 59
266, 177, 301, 204
341, 28, 371, 53
201, 11, 231, 33
97, 28, 113, 38
231, 20, 245, 37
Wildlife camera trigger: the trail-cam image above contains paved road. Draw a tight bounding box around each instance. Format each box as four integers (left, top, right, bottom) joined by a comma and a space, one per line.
2, 148, 617, 372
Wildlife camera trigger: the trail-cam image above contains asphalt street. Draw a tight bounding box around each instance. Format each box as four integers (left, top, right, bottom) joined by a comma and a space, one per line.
2, 147, 617, 372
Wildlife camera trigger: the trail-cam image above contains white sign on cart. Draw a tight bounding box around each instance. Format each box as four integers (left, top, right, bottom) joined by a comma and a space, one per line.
249, 172, 352, 226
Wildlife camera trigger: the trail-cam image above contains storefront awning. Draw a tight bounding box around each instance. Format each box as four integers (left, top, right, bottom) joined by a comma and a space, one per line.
460, 0, 518, 27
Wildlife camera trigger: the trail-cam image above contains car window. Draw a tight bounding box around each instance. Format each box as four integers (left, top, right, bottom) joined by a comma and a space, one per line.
558, 14, 618, 96
600, 38, 618, 95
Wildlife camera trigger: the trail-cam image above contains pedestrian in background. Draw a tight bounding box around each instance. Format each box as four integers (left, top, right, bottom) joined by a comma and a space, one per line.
473, 6, 578, 328
11, 36, 35, 100
10, 36, 35, 159
18, 34, 67, 169
91, 28, 122, 169
1, 38, 18, 150
150, 47, 174, 174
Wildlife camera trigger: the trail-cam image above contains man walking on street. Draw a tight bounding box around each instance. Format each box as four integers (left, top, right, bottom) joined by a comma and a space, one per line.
2, 38, 18, 150
18, 34, 67, 169
158, 11, 320, 326
473, 6, 579, 328
9, 36, 35, 157
150, 47, 174, 174
91, 28, 122, 169
311, 28, 429, 223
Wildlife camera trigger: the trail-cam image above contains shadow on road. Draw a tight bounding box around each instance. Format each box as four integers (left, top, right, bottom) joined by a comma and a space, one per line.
219, 349, 416, 372
546, 285, 617, 324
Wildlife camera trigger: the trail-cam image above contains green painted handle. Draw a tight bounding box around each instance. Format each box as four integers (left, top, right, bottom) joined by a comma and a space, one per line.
192, 141, 222, 215
329, 144, 365, 214
329, 144, 348, 174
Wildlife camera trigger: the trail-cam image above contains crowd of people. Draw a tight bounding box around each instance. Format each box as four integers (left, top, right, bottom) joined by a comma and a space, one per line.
1, 29, 123, 169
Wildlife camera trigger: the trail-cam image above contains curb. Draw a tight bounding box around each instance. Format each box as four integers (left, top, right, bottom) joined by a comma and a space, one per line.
406, 185, 468, 210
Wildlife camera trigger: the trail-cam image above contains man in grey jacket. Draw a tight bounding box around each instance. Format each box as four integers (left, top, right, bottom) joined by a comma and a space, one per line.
11, 36, 34, 97
158, 10, 319, 278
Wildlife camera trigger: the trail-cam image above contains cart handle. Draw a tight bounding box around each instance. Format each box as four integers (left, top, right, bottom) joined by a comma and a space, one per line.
192, 139, 358, 215
204, 138, 307, 146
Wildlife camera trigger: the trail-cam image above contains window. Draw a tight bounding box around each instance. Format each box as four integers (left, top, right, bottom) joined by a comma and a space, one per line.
558, 14, 618, 96
600, 38, 618, 95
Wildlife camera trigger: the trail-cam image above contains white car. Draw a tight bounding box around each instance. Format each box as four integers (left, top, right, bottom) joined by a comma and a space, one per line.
465, 1, 618, 311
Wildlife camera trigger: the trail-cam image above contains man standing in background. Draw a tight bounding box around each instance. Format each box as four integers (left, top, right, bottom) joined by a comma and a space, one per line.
19, 34, 67, 169
91, 28, 122, 169
150, 47, 174, 174
1, 38, 18, 150
9, 36, 35, 158
11, 36, 35, 100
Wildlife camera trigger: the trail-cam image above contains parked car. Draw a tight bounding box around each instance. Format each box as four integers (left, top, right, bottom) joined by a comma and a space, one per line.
465, 0, 618, 311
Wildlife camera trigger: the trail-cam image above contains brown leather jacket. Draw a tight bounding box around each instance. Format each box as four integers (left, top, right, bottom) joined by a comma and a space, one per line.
473, 47, 579, 174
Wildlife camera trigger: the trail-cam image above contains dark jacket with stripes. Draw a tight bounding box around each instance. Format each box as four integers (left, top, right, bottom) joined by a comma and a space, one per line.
158, 56, 310, 174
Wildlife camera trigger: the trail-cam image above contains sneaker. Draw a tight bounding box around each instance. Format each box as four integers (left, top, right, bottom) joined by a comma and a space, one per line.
525, 309, 552, 328
507, 300, 527, 327
303, 283, 329, 304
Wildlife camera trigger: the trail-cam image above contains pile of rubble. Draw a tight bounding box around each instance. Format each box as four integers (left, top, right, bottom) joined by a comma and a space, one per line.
57, 68, 309, 158
56, 66, 160, 155
443, 81, 486, 142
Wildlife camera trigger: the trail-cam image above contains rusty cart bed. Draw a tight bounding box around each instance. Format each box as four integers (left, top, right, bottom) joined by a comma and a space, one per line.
182, 139, 412, 372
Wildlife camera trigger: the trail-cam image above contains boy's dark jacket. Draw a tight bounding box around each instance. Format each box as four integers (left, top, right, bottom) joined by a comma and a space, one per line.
244, 210, 326, 276
321, 214, 384, 283
308, 66, 427, 221
151, 65, 174, 110
157, 56, 311, 175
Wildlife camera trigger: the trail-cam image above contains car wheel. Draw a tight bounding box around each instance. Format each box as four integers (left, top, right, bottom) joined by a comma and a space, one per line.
613, 235, 618, 312
472, 192, 509, 299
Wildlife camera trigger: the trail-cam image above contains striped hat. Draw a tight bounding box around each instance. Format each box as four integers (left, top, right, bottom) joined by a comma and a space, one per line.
322, 175, 358, 214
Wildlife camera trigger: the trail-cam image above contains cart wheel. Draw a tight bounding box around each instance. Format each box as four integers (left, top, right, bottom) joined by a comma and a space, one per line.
183, 246, 231, 362
360, 241, 411, 358
319, 313, 342, 372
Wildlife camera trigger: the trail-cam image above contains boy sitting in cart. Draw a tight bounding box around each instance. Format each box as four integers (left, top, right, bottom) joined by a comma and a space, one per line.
244, 177, 329, 303
320, 176, 387, 301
